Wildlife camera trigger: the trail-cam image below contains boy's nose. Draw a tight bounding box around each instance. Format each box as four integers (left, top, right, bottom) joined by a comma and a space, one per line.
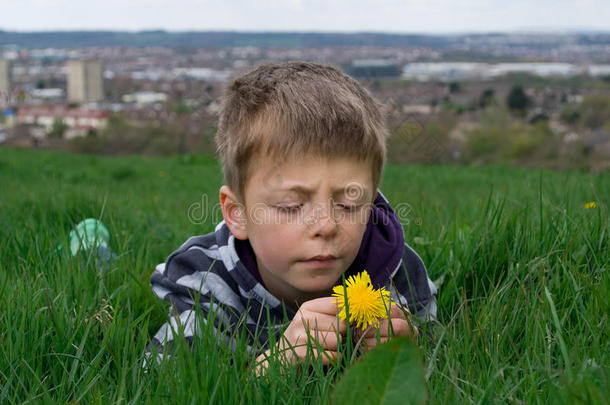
306, 202, 338, 238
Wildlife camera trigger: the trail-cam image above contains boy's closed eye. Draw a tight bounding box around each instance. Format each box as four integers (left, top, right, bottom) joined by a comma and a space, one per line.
275, 203, 361, 213
275, 204, 303, 214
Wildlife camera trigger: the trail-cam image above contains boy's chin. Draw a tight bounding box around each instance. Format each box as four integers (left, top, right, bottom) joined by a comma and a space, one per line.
294, 279, 335, 296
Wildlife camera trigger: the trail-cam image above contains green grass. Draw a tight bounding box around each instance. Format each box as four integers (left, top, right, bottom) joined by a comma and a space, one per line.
0, 147, 608, 404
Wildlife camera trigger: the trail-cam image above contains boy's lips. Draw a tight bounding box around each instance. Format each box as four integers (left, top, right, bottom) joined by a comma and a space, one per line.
304, 254, 337, 261
299, 255, 338, 269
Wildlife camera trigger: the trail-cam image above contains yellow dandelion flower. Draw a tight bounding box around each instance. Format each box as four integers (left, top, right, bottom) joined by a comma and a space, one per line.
584, 201, 597, 209
332, 270, 392, 330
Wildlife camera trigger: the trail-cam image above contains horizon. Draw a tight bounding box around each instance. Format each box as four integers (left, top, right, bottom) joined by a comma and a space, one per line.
1, 28, 609, 35
2, 0, 610, 34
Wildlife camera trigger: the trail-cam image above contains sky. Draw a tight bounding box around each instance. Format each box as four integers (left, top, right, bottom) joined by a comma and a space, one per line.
1, 0, 609, 33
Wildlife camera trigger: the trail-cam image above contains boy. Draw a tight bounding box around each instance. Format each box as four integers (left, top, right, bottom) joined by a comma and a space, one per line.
147, 61, 437, 369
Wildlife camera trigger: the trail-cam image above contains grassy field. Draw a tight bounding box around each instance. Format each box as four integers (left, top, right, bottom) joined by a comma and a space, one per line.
0, 147, 608, 404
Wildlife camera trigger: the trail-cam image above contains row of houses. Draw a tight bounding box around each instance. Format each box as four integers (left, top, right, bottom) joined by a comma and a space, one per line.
2, 106, 108, 140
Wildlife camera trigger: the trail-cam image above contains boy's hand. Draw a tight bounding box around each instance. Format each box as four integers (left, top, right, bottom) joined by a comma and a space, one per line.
354, 304, 418, 352
280, 297, 348, 364
255, 297, 347, 374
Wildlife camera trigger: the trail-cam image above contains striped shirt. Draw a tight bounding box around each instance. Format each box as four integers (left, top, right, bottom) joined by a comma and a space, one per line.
146, 190, 437, 361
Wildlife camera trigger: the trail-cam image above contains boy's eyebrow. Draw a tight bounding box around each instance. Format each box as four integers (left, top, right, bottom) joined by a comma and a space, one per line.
280, 184, 371, 199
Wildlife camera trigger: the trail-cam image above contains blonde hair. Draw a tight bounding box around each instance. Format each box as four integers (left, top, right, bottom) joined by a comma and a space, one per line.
216, 61, 389, 203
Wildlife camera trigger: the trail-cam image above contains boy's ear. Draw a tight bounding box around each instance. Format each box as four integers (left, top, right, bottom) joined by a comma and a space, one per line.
219, 185, 248, 240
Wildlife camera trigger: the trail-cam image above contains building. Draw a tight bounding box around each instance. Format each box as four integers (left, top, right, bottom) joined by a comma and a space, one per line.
30, 88, 64, 101
17, 106, 108, 139
122, 91, 168, 105
402, 62, 593, 81
0, 59, 12, 103
67, 60, 104, 103
348, 59, 400, 78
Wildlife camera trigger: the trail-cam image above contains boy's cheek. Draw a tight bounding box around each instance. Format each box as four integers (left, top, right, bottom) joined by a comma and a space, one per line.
251, 231, 297, 262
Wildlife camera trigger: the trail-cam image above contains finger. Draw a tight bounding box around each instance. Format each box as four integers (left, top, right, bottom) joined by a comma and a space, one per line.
388, 304, 408, 319
310, 329, 342, 351
365, 337, 388, 347
300, 313, 348, 335
293, 346, 341, 365
355, 308, 410, 338
302, 296, 342, 316
372, 318, 416, 338
315, 349, 341, 365
360, 322, 385, 338
387, 318, 418, 338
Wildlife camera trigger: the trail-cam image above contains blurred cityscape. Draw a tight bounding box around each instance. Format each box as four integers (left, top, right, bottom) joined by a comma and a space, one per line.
1, 31, 610, 170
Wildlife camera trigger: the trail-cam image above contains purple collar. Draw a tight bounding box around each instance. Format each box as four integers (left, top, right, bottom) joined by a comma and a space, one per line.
234, 190, 405, 289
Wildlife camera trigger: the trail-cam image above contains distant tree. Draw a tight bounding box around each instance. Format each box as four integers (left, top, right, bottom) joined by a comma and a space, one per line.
172, 101, 191, 154
173, 101, 190, 116
448, 81, 461, 94
440, 97, 465, 115
478, 88, 495, 109
506, 85, 531, 115
578, 95, 610, 129
529, 113, 549, 124
560, 104, 580, 125
48, 118, 68, 139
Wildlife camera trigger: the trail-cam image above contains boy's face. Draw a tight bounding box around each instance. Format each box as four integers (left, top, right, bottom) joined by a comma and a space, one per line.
220, 155, 377, 307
